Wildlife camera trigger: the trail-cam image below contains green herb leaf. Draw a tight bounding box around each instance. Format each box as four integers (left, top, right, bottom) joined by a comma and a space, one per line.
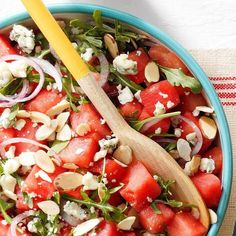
93, 10, 103, 28
159, 65, 202, 94
154, 175, 175, 200
53, 192, 61, 205
0, 199, 14, 224
48, 140, 69, 155
0, 78, 23, 96
9, 104, 19, 122
110, 67, 144, 93
22, 192, 33, 209
62, 193, 125, 223
130, 111, 181, 131
151, 201, 162, 214
165, 143, 177, 152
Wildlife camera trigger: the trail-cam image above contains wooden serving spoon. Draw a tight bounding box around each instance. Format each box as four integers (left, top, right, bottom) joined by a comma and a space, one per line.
21, 0, 210, 228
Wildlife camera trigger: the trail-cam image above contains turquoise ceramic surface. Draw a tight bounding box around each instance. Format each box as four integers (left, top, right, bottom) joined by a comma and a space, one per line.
0, 4, 232, 236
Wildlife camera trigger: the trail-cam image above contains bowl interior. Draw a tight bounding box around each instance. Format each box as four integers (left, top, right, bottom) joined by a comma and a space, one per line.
0, 4, 232, 236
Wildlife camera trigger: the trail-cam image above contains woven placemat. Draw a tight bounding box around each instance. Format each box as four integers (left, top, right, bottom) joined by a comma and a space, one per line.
190, 49, 236, 236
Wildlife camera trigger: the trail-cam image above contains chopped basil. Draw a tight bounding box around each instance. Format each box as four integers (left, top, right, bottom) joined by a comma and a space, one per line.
159, 65, 202, 94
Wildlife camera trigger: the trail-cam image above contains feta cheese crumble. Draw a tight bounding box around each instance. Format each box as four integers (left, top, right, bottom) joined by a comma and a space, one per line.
113, 54, 137, 75
82, 172, 99, 190
98, 136, 119, 153
8, 60, 28, 78
64, 201, 87, 220
0, 108, 11, 128
10, 25, 35, 54
153, 101, 166, 116
0, 62, 13, 88
167, 101, 175, 109
81, 48, 94, 62
200, 158, 215, 173
134, 90, 142, 103
117, 86, 134, 105
174, 128, 182, 137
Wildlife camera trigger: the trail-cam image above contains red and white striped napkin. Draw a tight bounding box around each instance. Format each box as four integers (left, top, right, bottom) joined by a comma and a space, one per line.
190, 49, 236, 236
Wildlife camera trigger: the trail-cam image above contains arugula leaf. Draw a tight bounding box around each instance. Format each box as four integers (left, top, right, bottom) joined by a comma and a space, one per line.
48, 140, 69, 155
165, 143, 177, 152
159, 65, 202, 94
22, 192, 33, 209
93, 10, 103, 28
0, 199, 14, 224
62, 193, 125, 223
149, 133, 176, 138
151, 201, 162, 214
53, 192, 61, 205
130, 111, 181, 131
8, 104, 19, 122
0, 78, 23, 96
110, 67, 144, 93
155, 199, 196, 209
154, 175, 175, 200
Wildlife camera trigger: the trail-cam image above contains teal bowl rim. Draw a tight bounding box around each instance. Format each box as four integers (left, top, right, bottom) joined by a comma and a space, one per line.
0, 3, 232, 235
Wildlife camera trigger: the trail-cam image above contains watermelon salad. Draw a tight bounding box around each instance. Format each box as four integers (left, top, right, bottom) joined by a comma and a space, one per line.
0, 10, 222, 236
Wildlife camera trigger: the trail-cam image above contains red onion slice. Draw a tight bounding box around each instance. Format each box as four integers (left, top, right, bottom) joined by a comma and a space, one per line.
0, 138, 61, 165
0, 80, 29, 107
140, 118, 163, 133
31, 58, 62, 91
154, 138, 176, 144
9, 210, 35, 236
97, 53, 109, 87
179, 115, 203, 155
0, 55, 45, 106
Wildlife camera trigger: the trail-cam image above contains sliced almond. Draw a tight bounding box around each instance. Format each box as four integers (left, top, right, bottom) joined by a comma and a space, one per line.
47, 132, 56, 141
196, 106, 214, 113
177, 138, 192, 161
199, 116, 217, 140
209, 209, 217, 224
16, 110, 30, 118
144, 61, 160, 83
184, 155, 201, 176
192, 207, 200, 219
46, 99, 70, 117
38, 200, 60, 215
112, 158, 128, 167
36, 170, 52, 183
35, 150, 55, 173
73, 218, 102, 236
62, 163, 79, 170
117, 216, 136, 230
4, 190, 17, 201
30, 111, 51, 127
104, 34, 119, 58
35, 119, 58, 141
56, 112, 70, 132
18, 152, 36, 166
54, 172, 83, 191
76, 123, 91, 136
56, 124, 72, 141
0, 175, 17, 192
127, 208, 139, 228
113, 145, 133, 165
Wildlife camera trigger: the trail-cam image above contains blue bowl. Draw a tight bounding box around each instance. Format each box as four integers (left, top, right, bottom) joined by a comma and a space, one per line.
0, 3, 232, 236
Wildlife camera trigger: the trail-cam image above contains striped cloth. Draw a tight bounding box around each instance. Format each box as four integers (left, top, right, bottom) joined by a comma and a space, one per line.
190, 49, 236, 236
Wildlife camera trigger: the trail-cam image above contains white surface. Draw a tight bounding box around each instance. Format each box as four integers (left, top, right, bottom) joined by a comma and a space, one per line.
1, 0, 236, 50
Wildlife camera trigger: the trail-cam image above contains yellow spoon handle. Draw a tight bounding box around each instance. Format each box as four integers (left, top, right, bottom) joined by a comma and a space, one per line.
21, 0, 90, 80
